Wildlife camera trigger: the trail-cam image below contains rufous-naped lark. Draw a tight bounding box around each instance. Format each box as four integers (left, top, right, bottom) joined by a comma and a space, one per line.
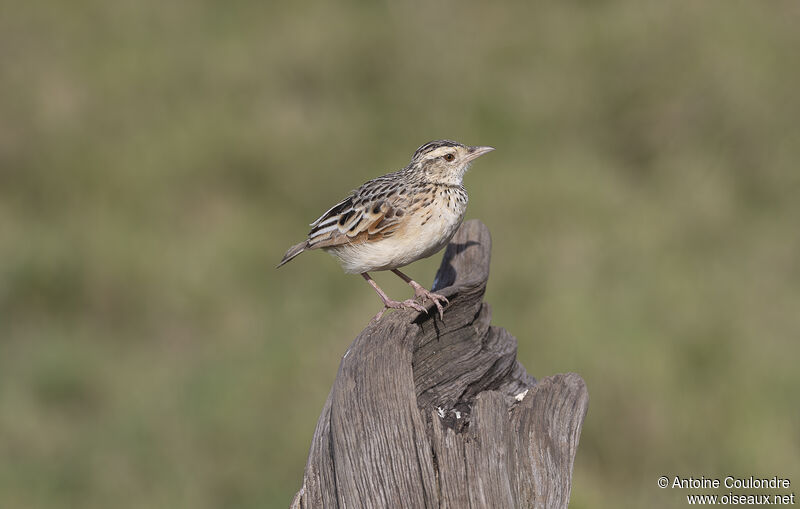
278, 140, 494, 320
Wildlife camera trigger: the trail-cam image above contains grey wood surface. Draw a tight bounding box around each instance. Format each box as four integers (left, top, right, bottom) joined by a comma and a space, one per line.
290, 220, 589, 509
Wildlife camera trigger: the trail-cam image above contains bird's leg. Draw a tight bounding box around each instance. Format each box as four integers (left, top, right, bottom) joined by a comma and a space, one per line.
391, 269, 449, 320
361, 273, 427, 321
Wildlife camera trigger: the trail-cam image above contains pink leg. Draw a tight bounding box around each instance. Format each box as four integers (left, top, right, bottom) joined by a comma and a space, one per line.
391, 269, 450, 320
361, 273, 428, 321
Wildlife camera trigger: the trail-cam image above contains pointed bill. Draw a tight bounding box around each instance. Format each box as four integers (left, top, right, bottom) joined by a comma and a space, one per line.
465, 146, 495, 162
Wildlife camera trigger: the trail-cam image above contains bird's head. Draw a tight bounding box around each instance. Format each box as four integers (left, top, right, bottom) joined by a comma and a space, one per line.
409, 140, 495, 185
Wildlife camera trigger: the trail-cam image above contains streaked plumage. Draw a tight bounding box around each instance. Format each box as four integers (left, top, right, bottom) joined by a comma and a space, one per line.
278, 140, 494, 320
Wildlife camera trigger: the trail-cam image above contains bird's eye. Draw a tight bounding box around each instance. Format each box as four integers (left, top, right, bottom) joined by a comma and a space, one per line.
444, 153, 455, 162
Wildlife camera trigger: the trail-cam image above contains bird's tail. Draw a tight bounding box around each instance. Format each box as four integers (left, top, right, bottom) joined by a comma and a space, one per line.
276, 240, 309, 268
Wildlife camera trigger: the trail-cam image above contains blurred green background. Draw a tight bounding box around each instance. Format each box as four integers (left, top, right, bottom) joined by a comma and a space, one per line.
2, 1, 798, 507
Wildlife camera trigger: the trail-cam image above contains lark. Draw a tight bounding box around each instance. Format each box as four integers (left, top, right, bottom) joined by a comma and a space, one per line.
278, 140, 494, 320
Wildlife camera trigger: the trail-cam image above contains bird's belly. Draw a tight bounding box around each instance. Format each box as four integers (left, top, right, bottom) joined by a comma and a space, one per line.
327, 205, 465, 274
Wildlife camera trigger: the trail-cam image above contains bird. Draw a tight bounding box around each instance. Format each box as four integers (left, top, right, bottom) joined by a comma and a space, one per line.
277, 140, 494, 321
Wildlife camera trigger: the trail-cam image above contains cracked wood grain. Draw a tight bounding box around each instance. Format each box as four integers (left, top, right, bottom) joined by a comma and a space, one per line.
290, 219, 589, 509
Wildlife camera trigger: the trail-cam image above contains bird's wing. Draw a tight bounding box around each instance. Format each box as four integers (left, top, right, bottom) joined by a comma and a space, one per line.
304, 179, 407, 249
309, 196, 352, 228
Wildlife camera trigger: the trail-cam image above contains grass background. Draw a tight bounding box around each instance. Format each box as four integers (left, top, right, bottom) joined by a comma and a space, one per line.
1, 1, 799, 507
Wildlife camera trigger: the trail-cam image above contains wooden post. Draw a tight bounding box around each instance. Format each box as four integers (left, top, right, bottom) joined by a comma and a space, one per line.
290, 220, 589, 509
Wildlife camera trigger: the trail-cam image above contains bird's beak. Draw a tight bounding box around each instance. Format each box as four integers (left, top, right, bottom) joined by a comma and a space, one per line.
465, 146, 495, 162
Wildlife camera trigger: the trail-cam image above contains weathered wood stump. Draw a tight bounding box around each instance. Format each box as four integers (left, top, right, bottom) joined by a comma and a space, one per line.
290, 220, 589, 509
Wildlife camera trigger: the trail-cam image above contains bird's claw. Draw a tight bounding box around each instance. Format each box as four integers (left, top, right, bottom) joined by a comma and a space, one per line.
372, 298, 428, 322
412, 286, 449, 320
399, 298, 428, 314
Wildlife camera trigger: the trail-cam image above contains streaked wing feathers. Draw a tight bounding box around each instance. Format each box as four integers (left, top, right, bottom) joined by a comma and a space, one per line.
309, 196, 353, 228
305, 197, 403, 249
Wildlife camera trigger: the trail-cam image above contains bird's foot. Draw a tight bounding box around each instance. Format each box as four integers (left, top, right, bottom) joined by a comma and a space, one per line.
372, 298, 428, 322
409, 281, 449, 320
